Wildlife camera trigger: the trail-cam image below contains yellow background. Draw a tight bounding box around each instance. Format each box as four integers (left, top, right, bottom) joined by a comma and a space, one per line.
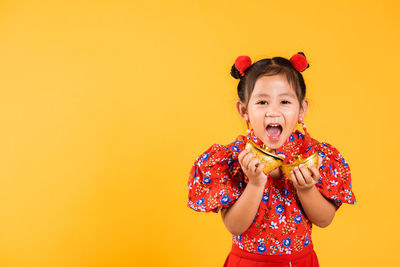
0, 0, 399, 266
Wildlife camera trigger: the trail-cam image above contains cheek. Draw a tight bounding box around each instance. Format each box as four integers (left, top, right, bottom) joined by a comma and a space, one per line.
248, 109, 265, 122
284, 110, 300, 127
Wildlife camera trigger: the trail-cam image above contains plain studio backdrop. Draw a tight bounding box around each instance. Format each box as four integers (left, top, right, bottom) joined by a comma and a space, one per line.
0, 0, 399, 266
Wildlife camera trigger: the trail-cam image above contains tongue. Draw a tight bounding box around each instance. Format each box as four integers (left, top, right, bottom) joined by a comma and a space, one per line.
267, 126, 282, 137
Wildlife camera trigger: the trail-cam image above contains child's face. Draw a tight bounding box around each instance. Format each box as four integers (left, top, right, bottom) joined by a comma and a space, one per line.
244, 74, 308, 150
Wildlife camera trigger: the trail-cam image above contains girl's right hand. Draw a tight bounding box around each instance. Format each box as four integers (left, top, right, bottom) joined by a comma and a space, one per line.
238, 148, 268, 187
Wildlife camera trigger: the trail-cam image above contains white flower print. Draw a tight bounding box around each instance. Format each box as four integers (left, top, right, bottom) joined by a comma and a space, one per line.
269, 221, 278, 229
330, 180, 338, 187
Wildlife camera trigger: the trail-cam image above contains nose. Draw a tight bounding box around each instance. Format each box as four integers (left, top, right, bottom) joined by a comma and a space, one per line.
266, 111, 279, 117
265, 103, 280, 117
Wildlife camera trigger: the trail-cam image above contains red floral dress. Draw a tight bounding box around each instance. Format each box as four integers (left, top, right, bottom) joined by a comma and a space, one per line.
187, 128, 356, 255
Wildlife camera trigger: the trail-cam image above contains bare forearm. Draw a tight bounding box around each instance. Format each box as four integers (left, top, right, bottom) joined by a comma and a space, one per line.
296, 186, 336, 228
221, 182, 265, 236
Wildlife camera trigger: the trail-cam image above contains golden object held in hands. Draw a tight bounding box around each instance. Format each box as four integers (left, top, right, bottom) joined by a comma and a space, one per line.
245, 140, 284, 174
281, 152, 319, 178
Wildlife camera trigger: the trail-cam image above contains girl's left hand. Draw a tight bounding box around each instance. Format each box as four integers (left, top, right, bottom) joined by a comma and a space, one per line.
290, 156, 323, 192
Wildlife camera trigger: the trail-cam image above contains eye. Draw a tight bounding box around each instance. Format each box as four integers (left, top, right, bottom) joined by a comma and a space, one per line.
257, 100, 268, 105
281, 100, 290, 104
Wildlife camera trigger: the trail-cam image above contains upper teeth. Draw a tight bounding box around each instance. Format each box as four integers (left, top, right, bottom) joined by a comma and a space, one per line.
269, 124, 280, 127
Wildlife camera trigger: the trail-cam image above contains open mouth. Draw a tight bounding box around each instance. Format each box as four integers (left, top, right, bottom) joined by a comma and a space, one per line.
266, 123, 283, 141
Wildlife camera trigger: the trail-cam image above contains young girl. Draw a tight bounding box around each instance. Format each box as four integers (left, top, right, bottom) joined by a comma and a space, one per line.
187, 52, 356, 266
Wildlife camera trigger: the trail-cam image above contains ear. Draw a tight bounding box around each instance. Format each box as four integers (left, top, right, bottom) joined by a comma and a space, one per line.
236, 100, 248, 121
299, 98, 309, 120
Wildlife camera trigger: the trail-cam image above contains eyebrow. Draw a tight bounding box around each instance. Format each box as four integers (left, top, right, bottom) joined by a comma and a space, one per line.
253, 93, 296, 98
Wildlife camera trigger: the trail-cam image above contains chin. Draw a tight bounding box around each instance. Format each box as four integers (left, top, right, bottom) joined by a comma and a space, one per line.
262, 132, 291, 150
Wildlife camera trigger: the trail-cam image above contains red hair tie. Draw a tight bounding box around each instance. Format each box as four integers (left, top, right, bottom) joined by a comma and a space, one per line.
290, 52, 309, 72
232, 55, 252, 78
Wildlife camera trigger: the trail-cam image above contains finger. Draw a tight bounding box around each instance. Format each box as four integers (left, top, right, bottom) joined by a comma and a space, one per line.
308, 165, 320, 182
248, 157, 260, 173
299, 164, 313, 184
243, 153, 255, 170
256, 164, 265, 174
293, 166, 305, 186
247, 153, 258, 171
290, 171, 299, 187
238, 148, 250, 163
241, 152, 254, 169
318, 155, 323, 169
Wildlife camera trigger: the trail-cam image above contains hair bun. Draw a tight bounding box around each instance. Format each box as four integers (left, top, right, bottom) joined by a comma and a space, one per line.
290, 52, 310, 72
230, 55, 252, 79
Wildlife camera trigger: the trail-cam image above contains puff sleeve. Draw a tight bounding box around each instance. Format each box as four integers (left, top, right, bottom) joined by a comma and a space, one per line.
315, 142, 356, 209
187, 142, 245, 213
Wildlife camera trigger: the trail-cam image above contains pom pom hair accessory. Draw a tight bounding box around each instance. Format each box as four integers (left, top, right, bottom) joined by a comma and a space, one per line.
289, 52, 310, 72
230, 55, 252, 79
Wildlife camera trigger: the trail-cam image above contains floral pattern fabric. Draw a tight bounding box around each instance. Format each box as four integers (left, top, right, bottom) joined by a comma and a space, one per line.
187, 129, 356, 255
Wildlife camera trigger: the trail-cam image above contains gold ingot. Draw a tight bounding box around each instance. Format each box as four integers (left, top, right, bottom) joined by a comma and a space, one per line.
281, 152, 319, 178
245, 140, 283, 174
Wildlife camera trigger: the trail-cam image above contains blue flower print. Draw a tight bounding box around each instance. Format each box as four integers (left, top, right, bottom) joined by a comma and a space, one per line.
342, 157, 349, 167
196, 198, 205, 206
275, 204, 284, 215
276, 151, 285, 157
294, 214, 302, 224
257, 244, 266, 253
262, 193, 269, 203
282, 238, 292, 247
329, 165, 334, 175
298, 132, 304, 139
220, 194, 231, 205
231, 145, 240, 152
304, 237, 310, 246
318, 151, 326, 158
203, 176, 211, 185
285, 248, 292, 254
201, 153, 209, 161
236, 235, 242, 242
306, 146, 312, 152
282, 188, 289, 198
233, 141, 242, 145
289, 134, 295, 141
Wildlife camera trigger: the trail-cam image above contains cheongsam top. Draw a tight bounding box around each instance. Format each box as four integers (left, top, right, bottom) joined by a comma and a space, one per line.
187, 129, 356, 255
